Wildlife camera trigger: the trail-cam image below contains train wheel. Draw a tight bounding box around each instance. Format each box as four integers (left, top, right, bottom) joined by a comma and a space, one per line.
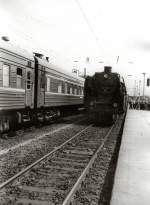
56, 109, 61, 118
8, 115, 17, 137
0, 116, 16, 137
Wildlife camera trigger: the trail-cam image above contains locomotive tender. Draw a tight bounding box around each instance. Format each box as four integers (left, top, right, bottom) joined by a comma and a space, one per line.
84, 66, 127, 125
0, 42, 84, 135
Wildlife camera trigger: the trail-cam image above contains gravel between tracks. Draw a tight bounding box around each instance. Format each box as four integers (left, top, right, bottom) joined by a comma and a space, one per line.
0, 125, 110, 204
0, 114, 84, 151
0, 118, 88, 184
70, 118, 124, 205
0, 115, 125, 205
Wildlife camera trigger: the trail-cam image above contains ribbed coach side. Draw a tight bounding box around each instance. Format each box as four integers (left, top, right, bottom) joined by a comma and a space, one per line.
0, 42, 35, 134
34, 57, 84, 121
45, 65, 84, 107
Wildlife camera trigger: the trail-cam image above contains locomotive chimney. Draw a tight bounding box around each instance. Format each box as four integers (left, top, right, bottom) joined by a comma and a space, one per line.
104, 66, 112, 74
33, 52, 44, 59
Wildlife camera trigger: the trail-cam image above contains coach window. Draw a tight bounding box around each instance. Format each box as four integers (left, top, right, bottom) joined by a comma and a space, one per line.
72, 85, 75, 95
50, 78, 58, 93
67, 83, 70, 94
65, 83, 67, 94
78, 86, 80, 95
70, 85, 73, 94
81, 87, 84, 95
74, 85, 77, 95
79, 86, 81, 95
47, 77, 50, 92
16, 68, 23, 89
27, 71, 31, 89
3, 64, 10, 87
62, 82, 65, 93
58, 81, 62, 93
77, 86, 79, 95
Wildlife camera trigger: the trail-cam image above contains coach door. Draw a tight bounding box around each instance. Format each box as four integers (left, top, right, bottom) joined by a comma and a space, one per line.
37, 66, 45, 108
25, 68, 34, 108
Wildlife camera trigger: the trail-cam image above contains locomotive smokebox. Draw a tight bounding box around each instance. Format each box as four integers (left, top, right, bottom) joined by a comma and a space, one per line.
104, 66, 112, 74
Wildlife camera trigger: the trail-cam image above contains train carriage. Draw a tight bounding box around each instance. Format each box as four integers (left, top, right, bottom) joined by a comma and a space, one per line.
0, 41, 84, 135
0, 42, 35, 133
34, 55, 84, 122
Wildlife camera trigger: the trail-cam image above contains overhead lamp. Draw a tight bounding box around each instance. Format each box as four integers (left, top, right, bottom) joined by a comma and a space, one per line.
1, 36, 10, 41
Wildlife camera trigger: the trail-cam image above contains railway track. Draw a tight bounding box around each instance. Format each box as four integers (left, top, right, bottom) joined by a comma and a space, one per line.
0, 118, 121, 205
0, 117, 90, 185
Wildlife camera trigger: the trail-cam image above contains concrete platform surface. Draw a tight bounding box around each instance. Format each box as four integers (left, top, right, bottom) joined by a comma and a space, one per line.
111, 110, 150, 205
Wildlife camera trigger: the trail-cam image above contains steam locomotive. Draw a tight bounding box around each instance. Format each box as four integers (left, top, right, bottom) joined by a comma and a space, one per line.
0, 42, 84, 135
84, 66, 127, 125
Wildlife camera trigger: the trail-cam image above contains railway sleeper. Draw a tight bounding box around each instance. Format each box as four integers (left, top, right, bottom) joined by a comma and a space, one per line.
51, 160, 86, 167
34, 170, 70, 178
62, 149, 94, 156
57, 153, 91, 160
41, 165, 82, 172
53, 156, 89, 163
20, 185, 66, 194
1, 197, 53, 205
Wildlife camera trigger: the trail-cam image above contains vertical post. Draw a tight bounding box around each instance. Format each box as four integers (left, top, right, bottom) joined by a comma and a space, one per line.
138, 80, 141, 109
84, 68, 86, 78
127, 74, 133, 97
136, 85, 138, 97
142, 72, 146, 99
139, 80, 141, 95
134, 80, 136, 97
85, 57, 89, 77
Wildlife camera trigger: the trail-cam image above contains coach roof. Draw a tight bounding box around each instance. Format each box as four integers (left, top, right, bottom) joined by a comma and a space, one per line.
0, 40, 34, 61
35, 56, 85, 83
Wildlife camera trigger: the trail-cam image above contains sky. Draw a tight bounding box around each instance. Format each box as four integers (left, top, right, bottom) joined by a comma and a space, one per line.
0, 0, 150, 95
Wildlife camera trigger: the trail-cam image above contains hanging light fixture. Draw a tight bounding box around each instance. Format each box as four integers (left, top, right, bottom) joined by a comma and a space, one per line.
1, 36, 10, 41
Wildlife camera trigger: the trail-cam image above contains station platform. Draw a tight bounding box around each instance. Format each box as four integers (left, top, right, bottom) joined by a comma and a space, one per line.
110, 110, 150, 205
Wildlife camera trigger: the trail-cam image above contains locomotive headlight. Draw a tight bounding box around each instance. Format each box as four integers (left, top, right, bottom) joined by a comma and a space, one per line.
90, 101, 94, 106
89, 101, 95, 110
104, 74, 108, 78
113, 103, 118, 107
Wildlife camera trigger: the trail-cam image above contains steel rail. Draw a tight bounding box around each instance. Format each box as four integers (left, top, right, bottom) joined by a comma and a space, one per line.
62, 121, 117, 205
0, 124, 93, 190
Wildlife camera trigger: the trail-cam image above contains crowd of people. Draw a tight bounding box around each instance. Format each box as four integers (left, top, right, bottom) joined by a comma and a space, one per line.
129, 98, 150, 110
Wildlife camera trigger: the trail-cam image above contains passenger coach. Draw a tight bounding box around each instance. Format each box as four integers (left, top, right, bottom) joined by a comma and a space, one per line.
0, 41, 84, 135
